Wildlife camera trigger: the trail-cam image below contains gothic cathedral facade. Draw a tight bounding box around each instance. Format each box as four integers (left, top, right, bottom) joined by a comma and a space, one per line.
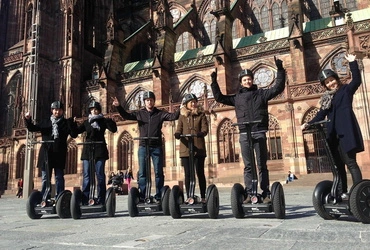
0, 0, 370, 193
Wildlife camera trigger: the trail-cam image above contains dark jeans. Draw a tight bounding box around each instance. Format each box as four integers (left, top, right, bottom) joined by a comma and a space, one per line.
138, 146, 164, 199
240, 132, 270, 196
41, 167, 64, 199
181, 156, 206, 199
82, 159, 106, 204
328, 136, 362, 194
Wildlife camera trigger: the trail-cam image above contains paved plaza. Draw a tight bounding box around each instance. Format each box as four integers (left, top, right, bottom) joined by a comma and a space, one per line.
1, 175, 370, 250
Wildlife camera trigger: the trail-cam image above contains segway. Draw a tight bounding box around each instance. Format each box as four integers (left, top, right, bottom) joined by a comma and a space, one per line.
230, 120, 285, 219
26, 140, 71, 219
70, 141, 116, 219
127, 137, 171, 217
307, 120, 370, 223
169, 134, 219, 219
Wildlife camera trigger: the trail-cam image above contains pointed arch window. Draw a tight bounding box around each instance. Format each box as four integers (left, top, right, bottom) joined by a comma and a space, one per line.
217, 119, 239, 163
65, 140, 77, 174
267, 115, 282, 160
118, 132, 133, 171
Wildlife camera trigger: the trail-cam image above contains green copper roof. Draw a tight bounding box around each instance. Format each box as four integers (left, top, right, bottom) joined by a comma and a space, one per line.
124, 8, 370, 73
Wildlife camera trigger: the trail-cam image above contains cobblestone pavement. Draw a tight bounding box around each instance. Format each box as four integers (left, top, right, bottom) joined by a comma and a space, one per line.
0, 176, 369, 250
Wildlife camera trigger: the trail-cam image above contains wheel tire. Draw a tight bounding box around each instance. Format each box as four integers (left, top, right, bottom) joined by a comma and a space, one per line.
161, 185, 171, 215
106, 187, 116, 217
128, 187, 139, 217
26, 191, 43, 219
349, 180, 370, 224
230, 183, 245, 218
71, 189, 82, 220
169, 185, 183, 219
312, 180, 340, 220
206, 184, 219, 219
271, 182, 286, 219
56, 190, 72, 219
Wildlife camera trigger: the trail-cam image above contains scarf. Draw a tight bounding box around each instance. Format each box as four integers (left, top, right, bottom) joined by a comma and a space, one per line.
89, 113, 104, 130
50, 115, 63, 139
319, 89, 337, 110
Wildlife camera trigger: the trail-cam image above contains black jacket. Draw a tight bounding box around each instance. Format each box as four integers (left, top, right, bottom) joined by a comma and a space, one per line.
25, 117, 77, 169
309, 61, 364, 153
116, 106, 179, 147
75, 117, 117, 160
211, 69, 286, 133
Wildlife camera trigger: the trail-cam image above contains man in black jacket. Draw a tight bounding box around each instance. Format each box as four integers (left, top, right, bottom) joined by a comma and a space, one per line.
211, 57, 285, 203
112, 92, 179, 201
25, 101, 77, 199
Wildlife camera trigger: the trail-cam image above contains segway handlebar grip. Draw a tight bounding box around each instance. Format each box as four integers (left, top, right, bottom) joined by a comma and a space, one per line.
232, 120, 262, 127
133, 137, 159, 140
32, 140, 55, 145
76, 141, 105, 145
306, 119, 330, 129
180, 134, 197, 138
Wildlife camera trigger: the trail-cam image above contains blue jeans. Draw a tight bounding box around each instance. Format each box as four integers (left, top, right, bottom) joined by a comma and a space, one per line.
239, 132, 270, 196
41, 167, 64, 199
82, 159, 106, 204
138, 146, 164, 199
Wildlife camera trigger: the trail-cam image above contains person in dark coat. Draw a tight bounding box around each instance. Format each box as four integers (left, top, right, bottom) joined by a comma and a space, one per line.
302, 54, 363, 200
112, 92, 179, 201
211, 57, 286, 204
74, 101, 117, 205
25, 101, 77, 199
174, 93, 208, 203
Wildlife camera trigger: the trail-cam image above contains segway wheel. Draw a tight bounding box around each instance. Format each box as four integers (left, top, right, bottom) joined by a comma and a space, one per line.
71, 189, 82, 219
56, 190, 72, 219
271, 182, 285, 219
206, 184, 219, 219
349, 180, 370, 224
106, 187, 116, 217
312, 180, 340, 220
230, 183, 245, 218
161, 185, 171, 215
26, 191, 43, 219
128, 187, 139, 217
169, 185, 183, 219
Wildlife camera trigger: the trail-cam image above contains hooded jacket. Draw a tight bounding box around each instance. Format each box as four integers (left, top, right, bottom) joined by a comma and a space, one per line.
211, 69, 286, 133
175, 105, 208, 157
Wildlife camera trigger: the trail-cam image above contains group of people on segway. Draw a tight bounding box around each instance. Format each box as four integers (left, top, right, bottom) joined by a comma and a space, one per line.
24, 53, 367, 222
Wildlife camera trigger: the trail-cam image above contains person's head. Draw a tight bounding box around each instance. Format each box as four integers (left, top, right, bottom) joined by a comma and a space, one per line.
238, 69, 254, 88
183, 93, 198, 110
50, 101, 64, 118
88, 101, 102, 115
318, 69, 340, 91
143, 91, 155, 110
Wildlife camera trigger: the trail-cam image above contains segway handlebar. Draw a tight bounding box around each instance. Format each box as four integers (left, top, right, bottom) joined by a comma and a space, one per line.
179, 134, 197, 138
31, 140, 55, 145
133, 137, 159, 140
77, 141, 105, 145
232, 120, 262, 127
305, 120, 330, 130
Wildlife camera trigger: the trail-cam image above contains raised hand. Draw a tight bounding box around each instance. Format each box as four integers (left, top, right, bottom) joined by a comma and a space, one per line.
344, 54, 356, 62
274, 56, 284, 70
111, 96, 120, 107
211, 67, 217, 82
25, 112, 31, 120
